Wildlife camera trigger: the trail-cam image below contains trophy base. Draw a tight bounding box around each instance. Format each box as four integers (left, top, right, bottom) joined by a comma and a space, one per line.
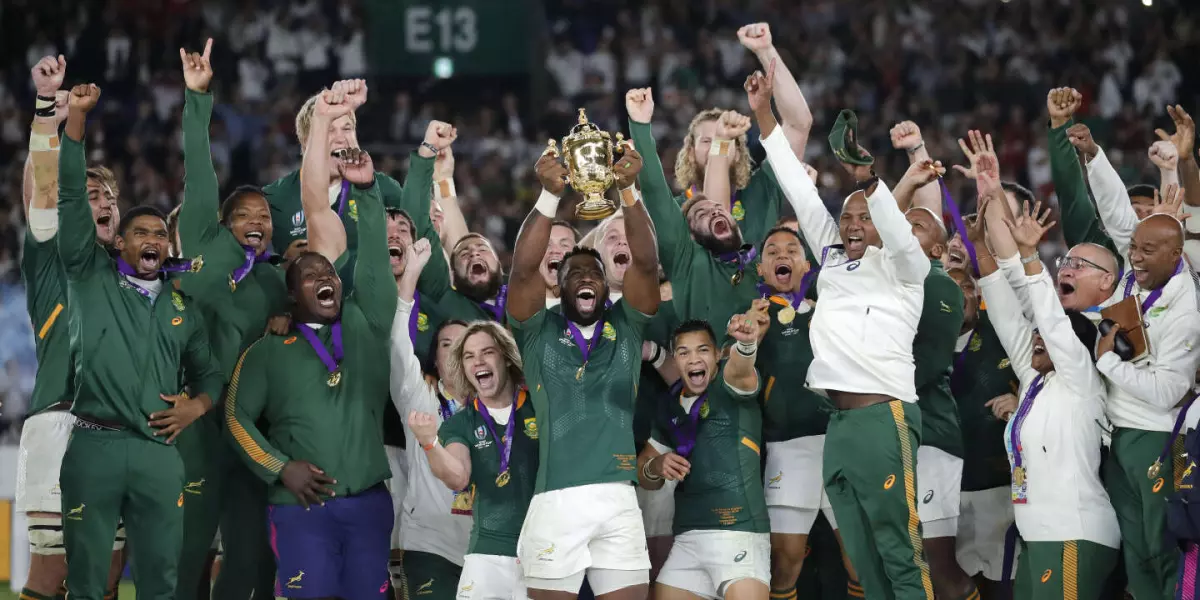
575, 194, 617, 221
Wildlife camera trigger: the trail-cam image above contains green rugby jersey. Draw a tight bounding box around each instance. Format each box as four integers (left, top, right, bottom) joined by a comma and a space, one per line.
22, 230, 72, 415
914, 261, 965, 457
630, 120, 763, 347
225, 177, 396, 504
952, 311, 1020, 491
438, 393, 538, 557
57, 134, 224, 439
650, 366, 769, 535
634, 300, 680, 450
510, 300, 648, 493
758, 298, 830, 442
177, 89, 288, 379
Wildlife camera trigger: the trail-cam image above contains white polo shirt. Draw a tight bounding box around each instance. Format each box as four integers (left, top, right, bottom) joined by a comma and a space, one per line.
980, 268, 1119, 548
761, 127, 930, 402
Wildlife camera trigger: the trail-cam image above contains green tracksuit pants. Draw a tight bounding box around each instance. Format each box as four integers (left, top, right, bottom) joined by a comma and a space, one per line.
1014, 540, 1118, 600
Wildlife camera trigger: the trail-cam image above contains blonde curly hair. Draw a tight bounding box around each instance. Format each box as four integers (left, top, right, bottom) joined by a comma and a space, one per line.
674, 109, 752, 192
444, 321, 524, 399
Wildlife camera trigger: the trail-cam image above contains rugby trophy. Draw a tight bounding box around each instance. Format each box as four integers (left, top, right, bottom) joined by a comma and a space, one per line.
551, 108, 622, 220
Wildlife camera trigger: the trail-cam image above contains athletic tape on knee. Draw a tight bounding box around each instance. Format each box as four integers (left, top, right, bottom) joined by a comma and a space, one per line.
27, 516, 65, 555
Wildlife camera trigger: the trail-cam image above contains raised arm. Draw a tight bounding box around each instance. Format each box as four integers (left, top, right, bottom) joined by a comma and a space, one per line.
300, 85, 354, 264
724, 310, 763, 393
615, 143, 660, 316
1070, 126, 1136, 258
977, 271, 1037, 384
1155, 105, 1200, 208
178, 39, 224, 253
701, 110, 750, 211
626, 88, 697, 276
341, 150, 396, 332
1046, 88, 1117, 254
412, 122, 458, 303
890, 121, 942, 216
875, 162, 935, 284
411, 412, 472, 492
57, 84, 103, 277
753, 92, 839, 255
432, 147, 470, 251
737, 23, 812, 157
507, 151, 569, 323
225, 341, 291, 483
389, 293, 431, 416
26, 55, 68, 238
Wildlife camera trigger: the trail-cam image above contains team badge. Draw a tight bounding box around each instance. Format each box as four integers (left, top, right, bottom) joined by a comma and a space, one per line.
1149, 306, 1167, 319
348, 200, 359, 222
969, 336, 983, 352
699, 401, 710, 419
417, 312, 430, 332
171, 291, 186, 312
998, 358, 1010, 369
602, 322, 617, 341
524, 417, 538, 440
189, 255, 204, 273
731, 200, 745, 221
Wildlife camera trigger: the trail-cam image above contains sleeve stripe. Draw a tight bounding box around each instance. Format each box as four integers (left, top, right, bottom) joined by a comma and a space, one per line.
38, 303, 63, 340
224, 339, 284, 474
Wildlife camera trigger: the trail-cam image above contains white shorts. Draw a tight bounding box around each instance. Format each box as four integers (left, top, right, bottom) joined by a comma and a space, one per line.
656, 530, 770, 599
517, 482, 651, 580
456, 554, 525, 600
635, 480, 677, 538
917, 446, 962, 537
956, 487, 1017, 581
386, 444, 408, 549
16, 410, 74, 513
764, 436, 837, 534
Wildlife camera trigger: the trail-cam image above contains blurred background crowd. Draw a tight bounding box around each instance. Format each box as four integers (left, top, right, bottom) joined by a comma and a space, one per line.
0, 0, 1195, 432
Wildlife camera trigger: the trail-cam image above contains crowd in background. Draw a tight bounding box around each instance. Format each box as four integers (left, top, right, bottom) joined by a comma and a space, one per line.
0, 0, 1196, 431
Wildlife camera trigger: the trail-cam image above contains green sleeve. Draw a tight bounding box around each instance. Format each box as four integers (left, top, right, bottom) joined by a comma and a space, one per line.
56, 135, 102, 278
915, 276, 965, 389
508, 306, 549, 349
224, 340, 289, 483
182, 309, 225, 402
615, 298, 651, 336
629, 120, 697, 278
348, 180, 397, 332
1048, 120, 1118, 255
438, 409, 472, 448
403, 153, 451, 301
178, 89, 224, 255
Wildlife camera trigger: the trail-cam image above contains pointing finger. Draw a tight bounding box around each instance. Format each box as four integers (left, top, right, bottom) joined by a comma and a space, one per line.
202, 38, 213, 61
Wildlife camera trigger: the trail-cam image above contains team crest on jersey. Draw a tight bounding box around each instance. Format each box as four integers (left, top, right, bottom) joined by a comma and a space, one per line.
970, 336, 983, 352
417, 312, 430, 332
524, 417, 538, 439
602, 322, 617, 341
189, 255, 204, 273
171, 291, 186, 312
699, 401, 710, 419
998, 358, 1010, 369
731, 200, 745, 221
1149, 306, 1167, 319
348, 200, 359, 221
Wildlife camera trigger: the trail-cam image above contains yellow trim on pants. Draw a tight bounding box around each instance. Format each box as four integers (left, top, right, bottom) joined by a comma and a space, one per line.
1063, 540, 1078, 600
889, 401, 934, 599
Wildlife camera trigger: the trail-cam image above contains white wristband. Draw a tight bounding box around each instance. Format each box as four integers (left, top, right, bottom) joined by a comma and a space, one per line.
619, 184, 641, 207
434, 178, 457, 200
534, 188, 561, 219
735, 340, 758, 357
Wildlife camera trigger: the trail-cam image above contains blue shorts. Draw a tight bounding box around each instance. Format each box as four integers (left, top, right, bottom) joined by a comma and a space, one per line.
269, 483, 394, 599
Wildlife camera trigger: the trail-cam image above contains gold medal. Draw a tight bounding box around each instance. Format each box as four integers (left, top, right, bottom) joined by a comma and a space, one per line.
1148, 460, 1162, 480
496, 470, 510, 487
731, 271, 744, 286
576, 366, 585, 381
1013, 466, 1025, 486
778, 305, 796, 325
228, 276, 237, 292
327, 370, 342, 387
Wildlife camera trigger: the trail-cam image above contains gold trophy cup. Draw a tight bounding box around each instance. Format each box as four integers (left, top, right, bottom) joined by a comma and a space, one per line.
553, 108, 622, 220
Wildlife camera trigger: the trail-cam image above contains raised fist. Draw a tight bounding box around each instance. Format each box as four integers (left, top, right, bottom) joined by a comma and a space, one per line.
69, 84, 101, 114
890, 121, 923, 151
31, 55, 66, 97
333, 79, 368, 110
423, 121, 458, 151
736, 23, 772, 53
715, 111, 751, 140
625, 88, 654, 124
1149, 140, 1180, 171
1046, 87, 1082, 128
315, 86, 353, 121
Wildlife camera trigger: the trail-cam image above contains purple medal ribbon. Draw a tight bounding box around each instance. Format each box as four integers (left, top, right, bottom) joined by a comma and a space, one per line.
667, 380, 707, 458
231, 246, 274, 285
954, 330, 977, 373
567, 315, 606, 378
436, 389, 455, 421
408, 295, 421, 344
756, 267, 818, 305
1008, 374, 1045, 472
478, 285, 508, 322
295, 322, 344, 375
718, 246, 757, 284
335, 180, 351, 218
115, 256, 193, 298
939, 179, 979, 274
1123, 259, 1184, 315
475, 387, 520, 478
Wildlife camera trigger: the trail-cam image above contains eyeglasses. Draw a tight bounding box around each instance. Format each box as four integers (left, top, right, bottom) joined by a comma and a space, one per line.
1055, 255, 1111, 273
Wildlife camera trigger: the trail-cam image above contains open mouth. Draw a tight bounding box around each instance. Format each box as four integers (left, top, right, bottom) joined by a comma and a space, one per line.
474, 368, 495, 389
547, 258, 562, 275
576, 287, 597, 313
1033, 342, 1046, 355
711, 217, 731, 238
686, 368, 707, 388
389, 246, 404, 263
947, 251, 966, 266
316, 283, 337, 308
138, 247, 160, 272
1059, 281, 1076, 296
613, 251, 631, 267
96, 213, 113, 226
847, 234, 864, 251
469, 262, 488, 278
1133, 267, 1149, 285
244, 230, 264, 246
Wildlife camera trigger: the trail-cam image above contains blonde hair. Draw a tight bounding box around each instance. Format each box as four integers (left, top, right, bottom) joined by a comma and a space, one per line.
444, 321, 524, 398
581, 210, 624, 249
674, 109, 752, 191
86, 165, 119, 200
295, 90, 358, 147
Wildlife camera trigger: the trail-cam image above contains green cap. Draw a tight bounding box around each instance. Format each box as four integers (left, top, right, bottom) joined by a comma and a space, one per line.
828, 109, 874, 166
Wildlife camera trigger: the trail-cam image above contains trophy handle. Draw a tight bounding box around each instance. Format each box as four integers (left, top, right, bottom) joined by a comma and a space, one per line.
544, 139, 559, 158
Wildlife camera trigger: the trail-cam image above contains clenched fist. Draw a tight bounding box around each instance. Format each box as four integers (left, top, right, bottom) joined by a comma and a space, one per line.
625, 88, 654, 124
31, 54, 66, 97
334, 79, 368, 110
715, 111, 751, 140
69, 84, 101, 114
737, 23, 773, 53
1046, 87, 1082, 129
408, 410, 440, 448
315, 86, 353, 121
1149, 140, 1179, 171
890, 121, 924, 151
423, 121, 458, 155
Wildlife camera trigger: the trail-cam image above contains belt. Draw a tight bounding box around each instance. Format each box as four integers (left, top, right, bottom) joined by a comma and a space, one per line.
74, 414, 126, 431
